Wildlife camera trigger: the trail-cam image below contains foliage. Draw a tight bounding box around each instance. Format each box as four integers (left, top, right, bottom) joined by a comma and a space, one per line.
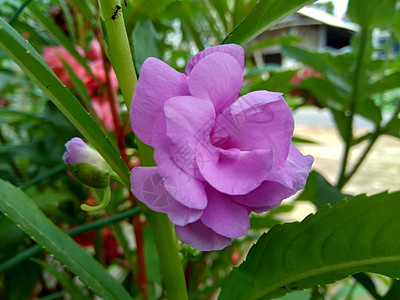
220, 192, 400, 299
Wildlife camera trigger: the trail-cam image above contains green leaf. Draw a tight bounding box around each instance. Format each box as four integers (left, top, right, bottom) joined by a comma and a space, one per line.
8, 0, 34, 25
58, 0, 77, 44
177, 1, 205, 51
246, 70, 297, 94
250, 205, 295, 230
296, 77, 348, 108
61, 60, 91, 104
353, 273, 382, 299
4, 260, 41, 300
32, 259, 92, 300
278, 289, 312, 300
331, 108, 348, 141
0, 17, 130, 188
351, 133, 375, 147
222, 0, 315, 45
209, 0, 230, 32
296, 171, 345, 209
69, 0, 96, 26
28, 3, 92, 77
60, 59, 105, 129
250, 214, 280, 230
0, 217, 24, 263
128, 0, 175, 20
132, 19, 161, 70
232, 0, 258, 29
144, 226, 162, 284
347, 0, 397, 28
246, 35, 301, 52
0, 179, 131, 300
0, 207, 140, 274
292, 136, 317, 144
383, 280, 400, 300
355, 98, 382, 124
219, 192, 400, 300
360, 72, 400, 100
281, 45, 351, 95
384, 117, 400, 138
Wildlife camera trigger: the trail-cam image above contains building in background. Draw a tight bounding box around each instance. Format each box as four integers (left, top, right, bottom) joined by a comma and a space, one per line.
250, 6, 358, 68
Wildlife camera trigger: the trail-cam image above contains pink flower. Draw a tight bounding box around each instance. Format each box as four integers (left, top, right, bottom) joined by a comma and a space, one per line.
91, 96, 118, 130
85, 59, 120, 130
62, 137, 112, 188
291, 66, 322, 85
43, 46, 87, 87
86, 39, 102, 61
43, 40, 120, 130
130, 45, 313, 251
62, 137, 107, 167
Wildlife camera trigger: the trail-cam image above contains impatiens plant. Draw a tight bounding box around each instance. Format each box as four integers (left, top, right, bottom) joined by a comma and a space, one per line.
0, 0, 399, 299
130, 45, 313, 250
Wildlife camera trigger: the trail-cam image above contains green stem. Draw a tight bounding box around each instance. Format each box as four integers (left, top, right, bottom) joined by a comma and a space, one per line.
339, 130, 380, 189
81, 186, 111, 212
97, 0, 136, 111
96, 2, 188, 298
137, 201, 188, 300
336, 27, 369, 189
136, 139, 188, 300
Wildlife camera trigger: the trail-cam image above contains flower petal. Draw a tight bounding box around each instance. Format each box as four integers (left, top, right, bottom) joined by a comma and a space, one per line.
158, 163, 208, 210
185, 44, 244, 75
232, 143, 313, 209
188, 53, 243, 114
130, 167, 202, 225
175, 220, 231, 251
130, 58, 189, 146
198, 147, 274, 195
212, 91, 294, 165
153, 95, 215, 180
63, 137, 106, 168
200, 185, 250, 238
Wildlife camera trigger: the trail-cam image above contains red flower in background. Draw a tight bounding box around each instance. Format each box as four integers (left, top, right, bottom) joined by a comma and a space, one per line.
42, 46, 86, 87
72, 226, 122, 265
291, 66, 321, 85
43, 40, 119, 129
290, 66, 323, 107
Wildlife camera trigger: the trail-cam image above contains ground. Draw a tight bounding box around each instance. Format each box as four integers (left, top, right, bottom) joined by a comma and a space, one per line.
280, 107, 400, 222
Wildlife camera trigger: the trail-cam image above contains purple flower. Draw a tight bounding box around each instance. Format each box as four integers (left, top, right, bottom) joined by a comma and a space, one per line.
130, 44, 313, 251
63, 137, 111, 188
63, 138, 106, 167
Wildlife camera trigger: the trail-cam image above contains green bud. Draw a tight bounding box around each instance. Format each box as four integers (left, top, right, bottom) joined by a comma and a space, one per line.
66, 162, 111, 188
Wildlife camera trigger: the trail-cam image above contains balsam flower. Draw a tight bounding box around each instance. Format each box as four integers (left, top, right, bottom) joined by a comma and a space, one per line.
130, 44, 313, 251
63, 137, 111, 189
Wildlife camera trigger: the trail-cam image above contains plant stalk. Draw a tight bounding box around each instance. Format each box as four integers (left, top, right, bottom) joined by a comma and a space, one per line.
339, 131, 380, 188
96, 2, 188, 298
336, 27, 369, 189
136, 139, 189, 300
97, 0, 136, 111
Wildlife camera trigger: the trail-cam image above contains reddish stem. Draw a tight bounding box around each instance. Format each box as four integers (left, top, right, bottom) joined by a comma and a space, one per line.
97, 36, 123, 148
96, 34, 148, 295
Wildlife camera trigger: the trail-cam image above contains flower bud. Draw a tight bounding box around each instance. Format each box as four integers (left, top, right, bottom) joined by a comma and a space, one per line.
63, 138, 111, 188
